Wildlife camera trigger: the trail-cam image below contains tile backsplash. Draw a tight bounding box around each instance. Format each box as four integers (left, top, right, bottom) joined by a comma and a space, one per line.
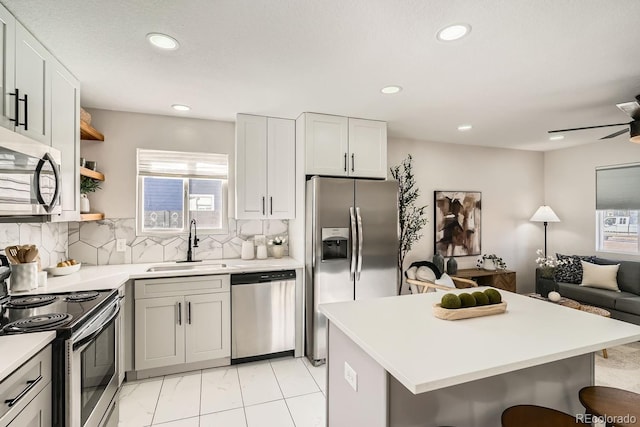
0, 222, 69, 267
69, 218, 289, 266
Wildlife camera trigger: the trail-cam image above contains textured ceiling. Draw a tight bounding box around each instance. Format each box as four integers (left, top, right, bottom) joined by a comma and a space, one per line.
4, 0, 640, 151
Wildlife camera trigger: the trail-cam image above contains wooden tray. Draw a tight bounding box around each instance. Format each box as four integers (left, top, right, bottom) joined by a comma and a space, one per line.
433, 301, 508, 320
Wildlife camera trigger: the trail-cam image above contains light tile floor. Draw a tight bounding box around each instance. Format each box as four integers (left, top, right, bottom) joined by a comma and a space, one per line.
119, 343, 639, 426
118, 356, 326, 427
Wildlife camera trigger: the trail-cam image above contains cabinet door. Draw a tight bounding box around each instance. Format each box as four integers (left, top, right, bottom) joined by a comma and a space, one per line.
267, 117, 295, 219
348, 118, 387, 179
7, 382, 51, 427
135, 296, 185, 370
0, 5, 15, 131
236, 114, 267, 219
15, 23, 50, 144
50, 62, 80, 222
304, 113, 349, 176
185, 292, 230, 363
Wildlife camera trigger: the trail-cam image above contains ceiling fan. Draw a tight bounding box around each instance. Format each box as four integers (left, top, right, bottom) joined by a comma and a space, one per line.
548, 94, 640, 143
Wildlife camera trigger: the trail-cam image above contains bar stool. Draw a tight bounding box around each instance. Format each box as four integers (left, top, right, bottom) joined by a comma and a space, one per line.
579, 386, 640, 427
502, 405, 589, 427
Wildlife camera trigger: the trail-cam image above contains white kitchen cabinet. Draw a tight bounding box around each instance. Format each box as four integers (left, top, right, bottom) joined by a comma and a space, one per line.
235, 114, 295, 219
6, 383, 51, 427
14, 23, 51, 145
134, 275, 230, 372
50, 62, 80, 222
301, 113, 388, 179
185, 292, 230, 363
134, 295, 185, 370
0, 6, 15, 131
347, 118, 387, 179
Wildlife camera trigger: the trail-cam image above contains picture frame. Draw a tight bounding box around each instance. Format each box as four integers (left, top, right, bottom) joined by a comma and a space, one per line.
434, 191, 482, 257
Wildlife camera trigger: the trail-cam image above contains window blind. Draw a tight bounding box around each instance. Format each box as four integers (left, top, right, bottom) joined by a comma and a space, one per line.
137, 149, 228, 179
596, 163, 640, 210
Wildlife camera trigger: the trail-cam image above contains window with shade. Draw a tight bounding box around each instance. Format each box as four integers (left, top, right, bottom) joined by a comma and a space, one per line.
596, 164, 640, 254
137, 149, 228, 234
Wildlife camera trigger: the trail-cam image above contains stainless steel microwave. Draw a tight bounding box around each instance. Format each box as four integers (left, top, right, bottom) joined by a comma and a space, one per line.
0, 140, 61, 217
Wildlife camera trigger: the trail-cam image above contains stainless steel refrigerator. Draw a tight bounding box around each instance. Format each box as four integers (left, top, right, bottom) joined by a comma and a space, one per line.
305, 176, 399, 365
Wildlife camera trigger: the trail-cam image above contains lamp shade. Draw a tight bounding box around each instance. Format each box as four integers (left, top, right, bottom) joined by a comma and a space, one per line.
530, 205, 560, 222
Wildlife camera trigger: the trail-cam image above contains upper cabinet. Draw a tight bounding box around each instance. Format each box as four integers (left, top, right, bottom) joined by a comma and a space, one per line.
50, 62, 80, 222
236, 114, 295, 219
14, 23, 51, 144
301, 113, 387, 179
0, 5, 53, 145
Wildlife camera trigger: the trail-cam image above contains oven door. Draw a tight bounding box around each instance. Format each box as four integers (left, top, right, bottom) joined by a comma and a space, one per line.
66, 298, 120, 427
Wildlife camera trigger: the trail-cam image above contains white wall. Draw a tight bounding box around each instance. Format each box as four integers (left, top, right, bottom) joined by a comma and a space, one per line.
81, 109, 235, 218
544, 138, 640, 260
388, 138, 544, 293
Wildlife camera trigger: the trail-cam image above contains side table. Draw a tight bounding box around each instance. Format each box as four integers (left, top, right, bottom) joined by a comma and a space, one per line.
454, 268, 516, 292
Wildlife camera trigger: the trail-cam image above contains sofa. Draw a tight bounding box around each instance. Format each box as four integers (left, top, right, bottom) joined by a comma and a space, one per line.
536, 257, 640, 325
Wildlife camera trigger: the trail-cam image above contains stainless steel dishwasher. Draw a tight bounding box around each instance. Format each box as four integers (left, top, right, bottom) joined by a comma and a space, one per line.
231, 270, 296, 362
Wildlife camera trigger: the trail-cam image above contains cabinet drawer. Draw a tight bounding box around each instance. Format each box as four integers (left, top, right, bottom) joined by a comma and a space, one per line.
135, 275, 230, 299
0, 345, 51, 425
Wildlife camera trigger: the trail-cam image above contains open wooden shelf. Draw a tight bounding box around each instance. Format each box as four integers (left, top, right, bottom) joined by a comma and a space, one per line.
80, 213, 105, 221
80, 120, 104, 141
80, 167, 105, 181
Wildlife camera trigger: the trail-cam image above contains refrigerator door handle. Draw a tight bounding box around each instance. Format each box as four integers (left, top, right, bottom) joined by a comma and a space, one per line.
356, 207, 363, 280
349, 207, 357, 279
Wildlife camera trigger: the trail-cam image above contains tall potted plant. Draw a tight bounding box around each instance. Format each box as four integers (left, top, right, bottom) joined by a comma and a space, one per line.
390, 154, 428, 295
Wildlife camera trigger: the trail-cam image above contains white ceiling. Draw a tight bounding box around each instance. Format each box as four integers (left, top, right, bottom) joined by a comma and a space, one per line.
4, 0, 640, 151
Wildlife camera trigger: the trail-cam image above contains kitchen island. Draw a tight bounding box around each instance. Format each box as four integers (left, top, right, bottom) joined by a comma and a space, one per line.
319, 288, 640, 427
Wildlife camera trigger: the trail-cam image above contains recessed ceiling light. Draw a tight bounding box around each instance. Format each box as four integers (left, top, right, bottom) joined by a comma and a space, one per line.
549, 135, 565, 141
457, 124, 473, 131
436, 24, 471, 42
147, 33, 180, 50
381, 85, 402, 94
171, 104, 191, 112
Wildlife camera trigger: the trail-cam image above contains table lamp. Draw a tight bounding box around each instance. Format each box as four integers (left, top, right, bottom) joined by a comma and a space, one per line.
530, 205, 560, 257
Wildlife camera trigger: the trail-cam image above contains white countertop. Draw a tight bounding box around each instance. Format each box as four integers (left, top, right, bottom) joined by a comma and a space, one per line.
11, 257, 304, 295
319, 288, 640, 395
0, 332, 56, 381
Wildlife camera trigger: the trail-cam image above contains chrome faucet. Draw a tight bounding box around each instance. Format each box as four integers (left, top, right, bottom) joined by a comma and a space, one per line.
183, 219, 200, 263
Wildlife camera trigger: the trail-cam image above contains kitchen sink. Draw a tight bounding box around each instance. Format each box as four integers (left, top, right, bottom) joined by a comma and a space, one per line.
146, 263, 227, 272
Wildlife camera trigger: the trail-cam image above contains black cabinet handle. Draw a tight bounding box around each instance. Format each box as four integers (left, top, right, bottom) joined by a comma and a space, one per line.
5, 376, 42, 407
270, 197, 273, 215
19, 93, 28, 130
9, 88, 19, 126
178, 302, 182, 325
188, 301, 191, 325
262, 196, 265, 215
351, 154, 355, 172
344, 153, 347, 172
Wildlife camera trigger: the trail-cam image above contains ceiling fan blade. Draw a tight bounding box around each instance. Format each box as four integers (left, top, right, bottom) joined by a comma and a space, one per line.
600, 128, 629, 140
548, 122, 631, 133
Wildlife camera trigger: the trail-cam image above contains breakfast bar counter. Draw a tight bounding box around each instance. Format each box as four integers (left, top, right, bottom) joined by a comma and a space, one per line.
319, 288, 640, 427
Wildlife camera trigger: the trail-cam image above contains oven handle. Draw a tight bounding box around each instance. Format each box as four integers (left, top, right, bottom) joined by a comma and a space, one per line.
72, 302, 120, 351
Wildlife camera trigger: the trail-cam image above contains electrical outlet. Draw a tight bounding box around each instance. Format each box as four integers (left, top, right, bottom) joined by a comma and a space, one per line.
344, 361, 357, 391
116, 239, 127, 252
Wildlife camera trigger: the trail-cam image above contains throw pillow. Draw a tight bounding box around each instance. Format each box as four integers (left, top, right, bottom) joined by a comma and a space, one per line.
406, 266, 417, 280
555, 253, 596, 284
435, 273, 456, 288
580, 261, 620, 291
416, 266, 437, 283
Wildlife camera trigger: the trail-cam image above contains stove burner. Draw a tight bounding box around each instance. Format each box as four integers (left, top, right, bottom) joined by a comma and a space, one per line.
65, 291, 99, 302
3, 313, 73, 333
6, 295, 57, 308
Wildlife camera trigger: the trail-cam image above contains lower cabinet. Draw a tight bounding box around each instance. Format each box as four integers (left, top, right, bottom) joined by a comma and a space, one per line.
6, 383, 51, 427
0, 345, 52, 427
134, 275, 230, 372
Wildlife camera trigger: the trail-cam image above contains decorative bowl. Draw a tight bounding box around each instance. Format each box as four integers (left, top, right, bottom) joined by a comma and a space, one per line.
46, 263, 81, 276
